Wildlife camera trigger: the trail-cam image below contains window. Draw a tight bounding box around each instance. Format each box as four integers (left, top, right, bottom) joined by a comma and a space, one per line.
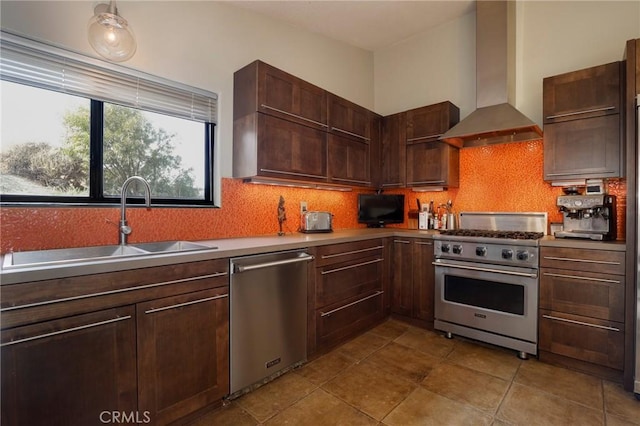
0, 31, 217, 206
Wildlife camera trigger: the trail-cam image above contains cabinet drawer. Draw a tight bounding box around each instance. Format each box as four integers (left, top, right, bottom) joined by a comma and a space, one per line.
315, 239, 384, 266
316, 256, 383, 308
540, 268, 624, 322
316, 290, 384, 349
540, 247, 625, 275
539, 309, 623, 370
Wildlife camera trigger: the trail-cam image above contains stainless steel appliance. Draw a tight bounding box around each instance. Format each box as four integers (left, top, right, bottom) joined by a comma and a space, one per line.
300, 211, 333, 233
433, 212, 547, 359
555, 194, 617, 240
229, 250, 313, 396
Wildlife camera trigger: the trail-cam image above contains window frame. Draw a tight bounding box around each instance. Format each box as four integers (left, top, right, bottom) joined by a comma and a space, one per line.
0, 30, 218, 208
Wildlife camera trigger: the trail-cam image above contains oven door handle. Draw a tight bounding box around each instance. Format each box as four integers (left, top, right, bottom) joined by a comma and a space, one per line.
432, 261, 538, 278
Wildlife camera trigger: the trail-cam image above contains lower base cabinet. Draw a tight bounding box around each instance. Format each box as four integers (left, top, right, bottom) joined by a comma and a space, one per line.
1, 259, 230, 426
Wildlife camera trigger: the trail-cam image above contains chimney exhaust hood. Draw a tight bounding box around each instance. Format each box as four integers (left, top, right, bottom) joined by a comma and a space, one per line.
440, 0, 542, 147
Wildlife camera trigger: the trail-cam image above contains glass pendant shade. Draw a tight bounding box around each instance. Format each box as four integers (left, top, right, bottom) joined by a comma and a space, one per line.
88, 1, 136, 62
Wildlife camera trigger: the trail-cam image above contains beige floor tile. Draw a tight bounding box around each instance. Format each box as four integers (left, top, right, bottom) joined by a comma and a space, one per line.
265, 388, 378, 426
394, 327, 456, 358
422, 362, 510, 413
497, 383, 603, 426
369, 319, 410, 340
336, 331, 389, 361
188, 402, 258, 426
603, 381, 640, 424
235, 373, 317, 422
322, 361, 416, 420
446, 341, 521, 380
607, 412, 640, 426
295, 351, 356, 386
515, 359, 603, 409
366, 341, 442, 383
383, 387, 493, 426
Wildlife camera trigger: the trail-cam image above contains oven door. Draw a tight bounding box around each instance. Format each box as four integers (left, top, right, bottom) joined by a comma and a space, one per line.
434, 258, 538, 344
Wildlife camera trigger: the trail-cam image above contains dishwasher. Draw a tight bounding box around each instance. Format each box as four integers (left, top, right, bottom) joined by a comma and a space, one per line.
229, 250, 313, 395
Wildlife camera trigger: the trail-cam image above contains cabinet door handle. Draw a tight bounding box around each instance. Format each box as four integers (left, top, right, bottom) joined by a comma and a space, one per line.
260, 168, 327, 180
321, 258, 384, 275
331, 127, 370, 142
408, 180, 446, 185
261, 104, 328, 128
330, 177, 371, 185
416, 241, 433, 246
542, 256, 621, 266
542, 272, 621, 284
320, 291, 383, 317
145, 294, 228, 314
1, 272, 229, 312
542, 314, 620, 332
381, 183, 404, 187
321, 246, 384, 259
545, 106, 615, 120
1, 315, 132, 347
407, 133, 442, 143
393, 239, 411, 244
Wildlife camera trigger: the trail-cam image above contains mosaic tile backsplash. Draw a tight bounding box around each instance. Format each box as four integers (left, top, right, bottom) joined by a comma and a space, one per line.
0, 140, 626, 253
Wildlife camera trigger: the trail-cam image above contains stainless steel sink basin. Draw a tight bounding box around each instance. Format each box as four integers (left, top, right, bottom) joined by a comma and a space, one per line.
130, 240, 214, 253
2, 241, 215, 270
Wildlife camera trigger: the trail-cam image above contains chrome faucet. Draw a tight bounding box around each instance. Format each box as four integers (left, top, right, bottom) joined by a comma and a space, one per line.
120, 176, 152, 245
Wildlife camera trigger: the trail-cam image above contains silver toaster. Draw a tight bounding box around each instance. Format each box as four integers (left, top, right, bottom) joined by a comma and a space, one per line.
300, 211, 333, 233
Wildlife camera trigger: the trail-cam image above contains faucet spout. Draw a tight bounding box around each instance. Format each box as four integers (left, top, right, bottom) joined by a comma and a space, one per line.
120, 176, 152, 245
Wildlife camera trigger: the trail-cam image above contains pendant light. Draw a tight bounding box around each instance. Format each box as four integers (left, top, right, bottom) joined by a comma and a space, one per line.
88, 0, 136, 62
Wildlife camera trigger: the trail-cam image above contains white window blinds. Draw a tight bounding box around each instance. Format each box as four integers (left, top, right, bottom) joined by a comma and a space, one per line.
0, 31, 217, 124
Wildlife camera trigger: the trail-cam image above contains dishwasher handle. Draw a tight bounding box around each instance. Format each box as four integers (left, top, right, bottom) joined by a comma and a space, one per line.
234, 253, 314, 273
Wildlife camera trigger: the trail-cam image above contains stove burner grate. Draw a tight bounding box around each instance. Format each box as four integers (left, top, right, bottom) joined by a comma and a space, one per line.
438, 229, 544, 240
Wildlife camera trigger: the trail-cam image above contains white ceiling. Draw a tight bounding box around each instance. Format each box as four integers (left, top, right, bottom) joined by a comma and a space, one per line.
224, 1, 476, 51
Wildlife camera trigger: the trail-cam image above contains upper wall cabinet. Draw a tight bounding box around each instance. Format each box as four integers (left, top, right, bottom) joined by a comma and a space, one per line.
328, 93, 372, 142
543, 62, 624, 181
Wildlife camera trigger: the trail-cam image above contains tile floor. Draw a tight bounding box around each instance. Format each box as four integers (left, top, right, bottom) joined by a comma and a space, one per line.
191, 319, 640, 425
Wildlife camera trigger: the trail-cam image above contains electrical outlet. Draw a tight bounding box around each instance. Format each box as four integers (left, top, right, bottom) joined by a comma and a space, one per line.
300, 201, 308, 214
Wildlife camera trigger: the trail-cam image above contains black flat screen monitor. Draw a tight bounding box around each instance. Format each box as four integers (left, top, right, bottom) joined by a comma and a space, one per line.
357, 194, 405, 227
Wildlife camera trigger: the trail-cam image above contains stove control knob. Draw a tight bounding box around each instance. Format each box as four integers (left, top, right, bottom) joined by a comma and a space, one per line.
476, 246, 487, 257
516, 250, 529, 261
441, 244, 450, 253
452, 245, 463, 255
501, 249, 514, 259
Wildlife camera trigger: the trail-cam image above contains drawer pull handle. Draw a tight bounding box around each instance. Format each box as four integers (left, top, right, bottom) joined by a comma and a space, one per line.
261, 104, 328, 128
407, 133, 442, 142
260, 168, 327, 180
331, 127, 370, 142
1, 315, 132, 347
543, 272, 621, 284
145, 294, 228, 314
1, 272, 228, 312
321, 245, 384, 259
320, 291, 383, 317
545, 106, 615, 120
543, 256, 621, 266
321, 258, 383, 275
393, 240, 411, 244
415, 241, 433, 246
542, 314, 620, 332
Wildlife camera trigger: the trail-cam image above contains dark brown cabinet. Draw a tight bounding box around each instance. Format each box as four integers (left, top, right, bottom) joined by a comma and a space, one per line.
311, 239, 387, 353
328, 133, 370, 186
328, 93, 372, 141
381, 101, 460, 189
539, 245, 626, 380
390, 238, 435, 328
137, 287, 229, 425
543, 62, 624, 180
1, 306, 137, 426
1, 259, 230, 426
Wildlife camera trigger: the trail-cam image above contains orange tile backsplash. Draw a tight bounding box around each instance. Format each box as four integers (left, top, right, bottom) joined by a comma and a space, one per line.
0, 140, 627, 254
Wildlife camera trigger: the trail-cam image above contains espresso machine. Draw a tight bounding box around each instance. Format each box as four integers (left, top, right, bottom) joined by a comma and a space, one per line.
555, 194, 617, 240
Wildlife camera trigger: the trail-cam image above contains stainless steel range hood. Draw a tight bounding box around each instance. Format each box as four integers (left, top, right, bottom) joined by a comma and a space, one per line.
440, 0, 542, 148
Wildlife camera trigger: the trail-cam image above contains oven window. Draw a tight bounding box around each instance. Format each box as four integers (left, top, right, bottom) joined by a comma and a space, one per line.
444, 275, 524, 315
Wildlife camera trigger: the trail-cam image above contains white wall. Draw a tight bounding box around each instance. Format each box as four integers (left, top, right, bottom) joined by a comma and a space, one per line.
0, 1, 374, 183
374, 1, 640, 124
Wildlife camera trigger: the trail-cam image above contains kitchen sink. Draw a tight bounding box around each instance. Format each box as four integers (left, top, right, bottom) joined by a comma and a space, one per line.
130, 241, 213, 253
2, 241, 216, 270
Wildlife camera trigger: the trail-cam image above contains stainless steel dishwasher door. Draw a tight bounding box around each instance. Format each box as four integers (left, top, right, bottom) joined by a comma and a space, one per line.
230, 250, 312, 395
